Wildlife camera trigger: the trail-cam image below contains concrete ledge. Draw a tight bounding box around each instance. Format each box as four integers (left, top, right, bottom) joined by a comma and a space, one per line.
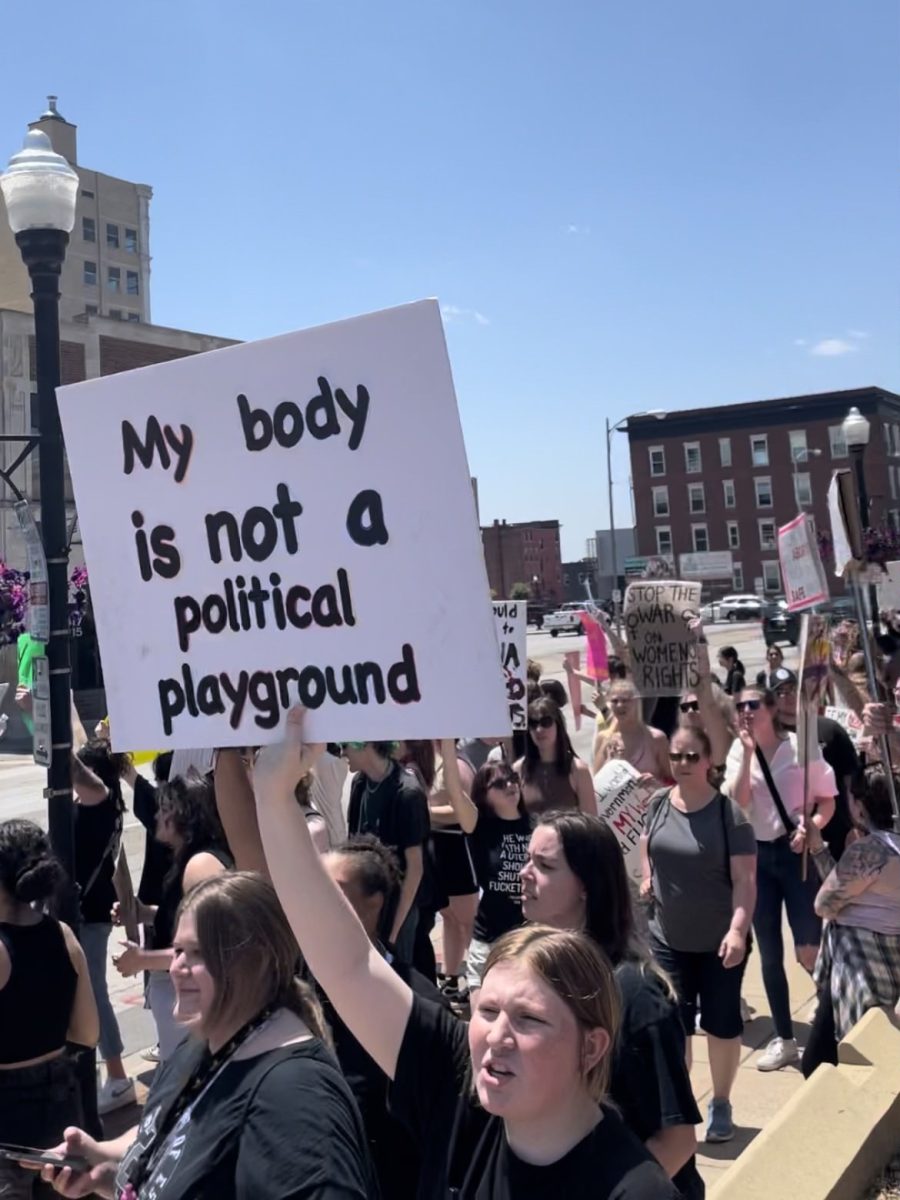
710, 1008, 900, 1200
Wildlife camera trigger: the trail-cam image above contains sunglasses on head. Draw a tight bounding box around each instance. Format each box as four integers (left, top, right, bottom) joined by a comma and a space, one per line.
529, 715, 555, 730
736, 699, 762, 712
669, 750, 701, 764
489, 772, 520, 789
679, 700, 700, 713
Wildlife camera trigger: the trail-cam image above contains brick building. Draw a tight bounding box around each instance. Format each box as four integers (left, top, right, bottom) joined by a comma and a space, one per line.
627, 386, 900, 597
481, 519, 563, 605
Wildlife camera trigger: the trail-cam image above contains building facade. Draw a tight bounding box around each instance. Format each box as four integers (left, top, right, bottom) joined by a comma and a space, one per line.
481, 519, 563, 605
562, 558, 598, 604
593, 527, 637, 597
628, 387, 900, 597
0, 98, 152, 324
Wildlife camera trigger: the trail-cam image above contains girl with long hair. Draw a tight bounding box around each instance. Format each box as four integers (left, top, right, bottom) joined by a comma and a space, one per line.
515, 696, 594, 816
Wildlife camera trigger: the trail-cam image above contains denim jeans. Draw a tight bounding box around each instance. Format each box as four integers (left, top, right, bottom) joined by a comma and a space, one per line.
79, 922, 124, 1062
753, 836, 822, 1039
0, 1055, 82, 1199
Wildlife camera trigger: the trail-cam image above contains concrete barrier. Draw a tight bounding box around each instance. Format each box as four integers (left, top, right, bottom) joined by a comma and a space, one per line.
710, 1007, 900, 1200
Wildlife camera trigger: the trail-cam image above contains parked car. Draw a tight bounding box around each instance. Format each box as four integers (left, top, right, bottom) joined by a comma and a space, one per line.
718, 594, 764, 623
699, 602, 720, 624
526, 602, 546, 629
763, 601, 800, 646
544, 602, 586, 637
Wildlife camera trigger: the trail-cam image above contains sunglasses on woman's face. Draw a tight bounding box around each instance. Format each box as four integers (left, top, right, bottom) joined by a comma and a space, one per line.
489, 773, 520, 790
669, 750, 701, 764
679, 700, 700, 713
735, 699, 762, 713
529, 715, 555, 730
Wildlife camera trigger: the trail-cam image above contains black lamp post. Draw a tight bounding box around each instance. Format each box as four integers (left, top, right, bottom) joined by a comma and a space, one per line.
1, 129, 79, 925
842, 406, 880, 631
605, 409, 665, 629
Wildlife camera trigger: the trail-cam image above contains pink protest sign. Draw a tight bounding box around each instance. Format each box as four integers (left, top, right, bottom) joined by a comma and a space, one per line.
579, 611, 609, 682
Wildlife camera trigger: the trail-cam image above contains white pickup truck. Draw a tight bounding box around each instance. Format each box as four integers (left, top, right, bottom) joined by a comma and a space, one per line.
543, 602, 586, 637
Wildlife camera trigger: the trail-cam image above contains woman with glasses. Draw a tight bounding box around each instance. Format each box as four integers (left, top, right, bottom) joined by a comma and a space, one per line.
515, 696, 595, 816
677, 680, 735, 785
756, 645, 785, 689
641, 727, 757, 1143
595, 682, 671, 784
464, 763, 533, 994
723, 686, 836, 1072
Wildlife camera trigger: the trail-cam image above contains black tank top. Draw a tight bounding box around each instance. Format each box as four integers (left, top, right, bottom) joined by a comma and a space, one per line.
154, 845, 232, 950
0, 917, 77, 1064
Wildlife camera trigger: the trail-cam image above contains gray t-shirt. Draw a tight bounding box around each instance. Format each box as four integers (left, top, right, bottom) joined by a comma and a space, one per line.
646, 790, 756, 953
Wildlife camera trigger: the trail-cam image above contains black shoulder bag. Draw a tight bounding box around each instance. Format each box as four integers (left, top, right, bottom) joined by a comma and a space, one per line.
754, 745, 795, 834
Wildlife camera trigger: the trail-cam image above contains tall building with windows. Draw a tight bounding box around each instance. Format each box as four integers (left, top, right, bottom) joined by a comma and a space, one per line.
0, 97, 151, 323
628, 386, 900, 596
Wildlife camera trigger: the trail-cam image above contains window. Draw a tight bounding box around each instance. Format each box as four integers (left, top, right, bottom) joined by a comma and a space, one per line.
691, 524, 709, 552
755, 476, 773, 507
107, 266, 120, 292
109, 309, 123, 320
125, 228, 138, 253
719, 438, 732, 467
726, 521, 740, 549
81, 188, 94, 198
652, 486, 669, 517
794, 471, 812, 507
891, 468, 898, 502
648, 446, 666, 477
126, 270, 139, 295
723, 479, 736, 508
656, 527, 672, 556
106, 223, 119, 248
750, 434, 769, 467
688, 483, 705, 514
126, 312, 140, 322
82, 217, 95, 242
684, 442, 702, 474
759, 519, 777, 550
763, 561, 782, 592
83, 260, 97, 286
85, 304, 98, 316
789, 430, 807, 463
829, 425, 848, 458
732, 562, 744, 591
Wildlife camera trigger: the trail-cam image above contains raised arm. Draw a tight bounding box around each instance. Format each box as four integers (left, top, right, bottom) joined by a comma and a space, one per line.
214, 749, 268, 875
254, 708, 413, 1079
427, 742, 478, 832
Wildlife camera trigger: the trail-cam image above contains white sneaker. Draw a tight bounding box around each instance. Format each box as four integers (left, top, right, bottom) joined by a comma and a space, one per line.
756, 1036, 799, 1072
98, 1077, 136, 1115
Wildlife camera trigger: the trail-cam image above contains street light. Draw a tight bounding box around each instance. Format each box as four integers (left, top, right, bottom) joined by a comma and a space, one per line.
606, 410, 665, 620
1, 128, 78, 920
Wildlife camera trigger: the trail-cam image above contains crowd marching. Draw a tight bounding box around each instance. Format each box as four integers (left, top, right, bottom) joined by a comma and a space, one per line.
1, 603, 900, 1200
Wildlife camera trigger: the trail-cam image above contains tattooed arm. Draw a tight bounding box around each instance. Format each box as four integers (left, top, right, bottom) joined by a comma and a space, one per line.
814, 836, 892, 919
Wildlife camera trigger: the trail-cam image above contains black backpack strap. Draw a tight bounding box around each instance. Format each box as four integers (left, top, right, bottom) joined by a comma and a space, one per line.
754, 745, 795, 834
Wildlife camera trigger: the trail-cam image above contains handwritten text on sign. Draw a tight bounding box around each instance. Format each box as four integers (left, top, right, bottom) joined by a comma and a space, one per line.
493, 601, 527, 731
778, 514, 828, 613
624, 581, 702, 696
594, 759, 659, 881
57, 301, 509, 749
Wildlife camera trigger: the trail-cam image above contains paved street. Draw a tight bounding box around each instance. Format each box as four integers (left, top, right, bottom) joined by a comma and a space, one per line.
0, 616, 812, 1179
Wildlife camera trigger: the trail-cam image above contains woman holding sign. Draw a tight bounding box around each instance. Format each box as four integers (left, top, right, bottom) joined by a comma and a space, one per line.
253, 708, 679, 1200
594, 682, 671, 784
723, 685, 836, 1073
516, 696, 595, 816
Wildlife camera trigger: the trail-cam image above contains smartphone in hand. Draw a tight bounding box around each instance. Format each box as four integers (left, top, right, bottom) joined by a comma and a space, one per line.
0, 1143, 89, 1172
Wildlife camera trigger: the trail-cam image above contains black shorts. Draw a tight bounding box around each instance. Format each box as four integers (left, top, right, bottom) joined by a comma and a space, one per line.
650, 933, 751, 1040
431, 829, 477, 897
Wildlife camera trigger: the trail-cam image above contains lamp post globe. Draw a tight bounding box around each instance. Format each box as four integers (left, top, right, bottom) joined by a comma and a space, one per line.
0, 129, 78, 233
842, 406, 870, 450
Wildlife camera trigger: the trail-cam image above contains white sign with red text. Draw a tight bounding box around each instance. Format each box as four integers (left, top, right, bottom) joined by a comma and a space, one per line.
778, 514, 829, 612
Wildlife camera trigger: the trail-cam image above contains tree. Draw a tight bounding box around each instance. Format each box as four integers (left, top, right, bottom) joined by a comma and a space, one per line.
510, 582, 532, 599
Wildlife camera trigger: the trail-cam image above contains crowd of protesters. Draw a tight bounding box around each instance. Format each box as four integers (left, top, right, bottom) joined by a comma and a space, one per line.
1, 602, 899, 1199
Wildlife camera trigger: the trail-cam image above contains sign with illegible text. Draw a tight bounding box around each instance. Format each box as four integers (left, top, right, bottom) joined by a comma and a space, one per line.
492, 601, 527, 731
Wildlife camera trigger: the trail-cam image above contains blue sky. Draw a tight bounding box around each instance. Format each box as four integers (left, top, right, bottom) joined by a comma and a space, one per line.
2, 0, 897, 559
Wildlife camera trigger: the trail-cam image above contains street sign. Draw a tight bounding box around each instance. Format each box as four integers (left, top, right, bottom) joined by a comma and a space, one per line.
623, 556, 647, 578
678, 550, 733, 580
32, 654, 51, 767
612, 588, 622, 603
14, 500, 49, 642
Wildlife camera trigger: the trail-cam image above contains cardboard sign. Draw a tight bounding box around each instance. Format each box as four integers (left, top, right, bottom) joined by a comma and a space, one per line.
57, 300, 509, 749
563, 651, 583, 731
593, 759, 659, 881
797, 613, 830, 778
493, 601, 528, 731
623, 581, 702, 696
778, 514, 829, 612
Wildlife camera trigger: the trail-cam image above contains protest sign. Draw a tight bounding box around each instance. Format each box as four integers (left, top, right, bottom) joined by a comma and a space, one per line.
827, 471, 862, 578
877, 561, 900, 613
824, 705, 864, 747
623, 581, 702, 696
593, 759, 659, 881
778, 514, 829, 613
57, 300, 509, 749
797, 613, 830, 773
493, 600, 527, 731
579, 610, 609, 682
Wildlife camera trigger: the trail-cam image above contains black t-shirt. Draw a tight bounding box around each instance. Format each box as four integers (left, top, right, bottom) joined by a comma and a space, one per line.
74, 790, 122, 925
468, 814, 532, 943
154, 846, 232, 949
389, 995, 680, 1200
612, 963, 704, 1200
132, 775, 174, 907
116, 1030, 377, 1199
817, 716, 859, 858
348, 763, 430, 877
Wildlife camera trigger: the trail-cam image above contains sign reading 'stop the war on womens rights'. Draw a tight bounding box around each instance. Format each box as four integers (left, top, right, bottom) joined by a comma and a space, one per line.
623, 580, 702, 696
57, 301, 509, 750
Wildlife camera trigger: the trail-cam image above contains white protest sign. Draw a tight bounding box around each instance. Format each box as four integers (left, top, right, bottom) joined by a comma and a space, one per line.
57, 300, 509, 749
493, 600, 527, 731
593, 759, 659, 881
877, 561, 900, 613
623, 580, 702, 697
778, 514, 829, 613
824, 705, 864, 747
